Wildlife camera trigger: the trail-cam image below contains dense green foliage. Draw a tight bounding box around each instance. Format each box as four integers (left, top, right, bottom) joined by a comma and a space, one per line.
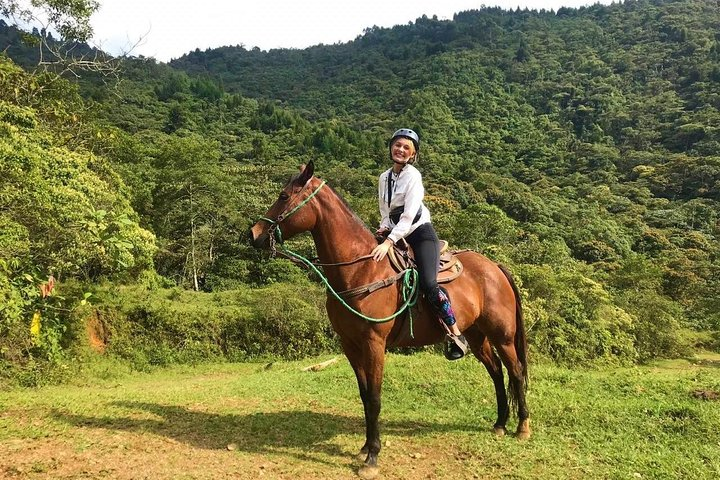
83, 280, 334, 372
0, 59, 156, 383
2, 0, 720, 385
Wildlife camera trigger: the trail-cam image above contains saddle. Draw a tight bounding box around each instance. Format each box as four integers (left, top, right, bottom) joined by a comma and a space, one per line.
386, 239, 463, 283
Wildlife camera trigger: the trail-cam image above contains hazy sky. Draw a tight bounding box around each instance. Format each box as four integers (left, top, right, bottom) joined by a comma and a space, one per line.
90, 0, 615, 62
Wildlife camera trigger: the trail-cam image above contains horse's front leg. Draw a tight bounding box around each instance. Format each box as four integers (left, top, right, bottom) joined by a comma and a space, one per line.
356, 335, 386, 480
339, 335, 379, 467
352, 365, 371, 462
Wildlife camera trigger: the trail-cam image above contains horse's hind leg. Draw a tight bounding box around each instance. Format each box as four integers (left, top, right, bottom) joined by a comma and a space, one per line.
465, 327, 509, 436
496, 341, 531, 440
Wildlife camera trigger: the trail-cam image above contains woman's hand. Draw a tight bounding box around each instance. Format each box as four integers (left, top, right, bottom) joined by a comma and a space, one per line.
371, 238, 394, 262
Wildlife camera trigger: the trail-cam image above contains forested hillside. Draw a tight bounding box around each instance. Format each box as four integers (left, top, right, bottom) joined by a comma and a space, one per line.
1, 0, 718, 386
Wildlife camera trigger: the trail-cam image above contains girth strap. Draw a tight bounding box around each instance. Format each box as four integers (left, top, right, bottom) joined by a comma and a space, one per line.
336, 270, 409, 298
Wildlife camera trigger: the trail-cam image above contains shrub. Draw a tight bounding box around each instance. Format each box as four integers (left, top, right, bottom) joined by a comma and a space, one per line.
519, 264, 638, 365
85, 281, 336, 369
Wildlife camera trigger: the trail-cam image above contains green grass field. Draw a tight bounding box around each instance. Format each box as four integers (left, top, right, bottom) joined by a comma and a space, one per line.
1, 352, 719, 479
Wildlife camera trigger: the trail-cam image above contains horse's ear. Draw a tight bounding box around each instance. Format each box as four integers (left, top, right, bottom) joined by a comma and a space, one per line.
297, 160, 314, 184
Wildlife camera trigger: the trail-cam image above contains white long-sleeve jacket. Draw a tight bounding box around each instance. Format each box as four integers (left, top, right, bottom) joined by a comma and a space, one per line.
378, 164, 431, 244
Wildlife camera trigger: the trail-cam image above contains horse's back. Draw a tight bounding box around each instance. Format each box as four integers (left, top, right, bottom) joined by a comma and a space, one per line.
446, 251, 518, 339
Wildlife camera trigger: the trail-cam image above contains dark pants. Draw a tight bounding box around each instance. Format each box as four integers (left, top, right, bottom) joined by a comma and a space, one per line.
405, 222, 440, 296
406, 223, 456, 327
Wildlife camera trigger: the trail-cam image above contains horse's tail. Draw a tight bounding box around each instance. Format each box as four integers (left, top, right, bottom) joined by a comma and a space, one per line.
497, 264, 528, 390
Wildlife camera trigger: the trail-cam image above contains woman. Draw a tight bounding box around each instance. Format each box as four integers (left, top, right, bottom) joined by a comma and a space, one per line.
371, 128, 469, 360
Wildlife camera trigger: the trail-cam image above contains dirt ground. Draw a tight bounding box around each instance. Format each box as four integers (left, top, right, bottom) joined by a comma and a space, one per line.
0, 425, 484, 480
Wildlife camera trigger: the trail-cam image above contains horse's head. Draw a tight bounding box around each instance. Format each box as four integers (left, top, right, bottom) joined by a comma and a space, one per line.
249, 161, 323, 250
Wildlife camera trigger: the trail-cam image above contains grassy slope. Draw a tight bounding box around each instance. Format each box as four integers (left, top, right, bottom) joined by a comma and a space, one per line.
0, 353, 718, 479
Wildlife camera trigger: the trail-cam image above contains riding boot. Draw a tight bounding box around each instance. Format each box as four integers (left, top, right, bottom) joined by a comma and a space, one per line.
427, 287, 468, 360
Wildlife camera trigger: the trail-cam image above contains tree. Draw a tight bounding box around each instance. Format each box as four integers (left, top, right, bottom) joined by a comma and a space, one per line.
1, 1, 97, 41
1, 0, 120, 77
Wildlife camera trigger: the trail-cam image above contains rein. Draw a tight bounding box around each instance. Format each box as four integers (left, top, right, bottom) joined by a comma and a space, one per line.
311, 254, 374, 266
281, 246, 419, 325
256, 179, 419, 326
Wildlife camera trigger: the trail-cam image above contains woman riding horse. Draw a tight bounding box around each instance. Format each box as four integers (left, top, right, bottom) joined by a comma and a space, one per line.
250, 155, 530, 480
371, 128, 469, 360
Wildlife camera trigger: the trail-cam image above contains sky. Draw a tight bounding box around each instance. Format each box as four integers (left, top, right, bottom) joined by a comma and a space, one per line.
89, 0, 616, 62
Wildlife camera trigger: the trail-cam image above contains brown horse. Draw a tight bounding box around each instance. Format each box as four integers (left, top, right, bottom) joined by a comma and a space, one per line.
250, 161, 529, 479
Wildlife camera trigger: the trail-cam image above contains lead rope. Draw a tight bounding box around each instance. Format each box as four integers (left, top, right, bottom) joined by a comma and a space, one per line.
258, 178, 419, 332
281, 245, 419, 328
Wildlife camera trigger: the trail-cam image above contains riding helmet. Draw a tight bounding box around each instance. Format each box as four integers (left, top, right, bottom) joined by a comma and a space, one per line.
388, 128, 420, 152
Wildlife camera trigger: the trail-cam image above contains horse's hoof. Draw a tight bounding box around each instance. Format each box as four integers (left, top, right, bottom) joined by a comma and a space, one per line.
358, 465, 380, 480
493, 426, 507, 437
516, 419, 531, 441
354, 446, 370, 464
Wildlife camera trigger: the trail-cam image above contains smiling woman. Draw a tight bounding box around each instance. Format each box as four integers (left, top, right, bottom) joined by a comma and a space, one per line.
373, 128, 470, 360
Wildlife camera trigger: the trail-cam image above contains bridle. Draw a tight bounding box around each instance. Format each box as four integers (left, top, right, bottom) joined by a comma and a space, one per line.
259, 177, 378, 265
258, 179, 326, 255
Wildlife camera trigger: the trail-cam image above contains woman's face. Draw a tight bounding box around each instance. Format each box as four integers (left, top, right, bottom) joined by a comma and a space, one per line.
391, 138, 416, 164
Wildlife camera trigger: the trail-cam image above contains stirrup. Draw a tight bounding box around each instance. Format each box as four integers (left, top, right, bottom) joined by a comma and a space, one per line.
444, 334, 468, 361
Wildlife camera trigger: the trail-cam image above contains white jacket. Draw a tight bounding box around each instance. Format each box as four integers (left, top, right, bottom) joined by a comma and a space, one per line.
378, 164, 431, 243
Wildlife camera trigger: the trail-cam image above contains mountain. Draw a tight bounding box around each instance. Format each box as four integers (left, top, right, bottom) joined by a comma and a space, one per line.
2, 0, 718, 373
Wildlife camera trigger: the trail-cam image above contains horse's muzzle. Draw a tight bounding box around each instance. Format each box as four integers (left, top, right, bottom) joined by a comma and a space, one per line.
249, 225, 269, 249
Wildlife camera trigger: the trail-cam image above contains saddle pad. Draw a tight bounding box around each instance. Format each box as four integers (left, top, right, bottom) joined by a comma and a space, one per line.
438, 256, 463, 283
388, 241, 464, 284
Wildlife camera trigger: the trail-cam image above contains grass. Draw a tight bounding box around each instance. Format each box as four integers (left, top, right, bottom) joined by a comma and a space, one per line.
0, 352, 719, 479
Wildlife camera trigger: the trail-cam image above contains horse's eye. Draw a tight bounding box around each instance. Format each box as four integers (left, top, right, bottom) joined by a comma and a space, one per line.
279, 192, 289, 200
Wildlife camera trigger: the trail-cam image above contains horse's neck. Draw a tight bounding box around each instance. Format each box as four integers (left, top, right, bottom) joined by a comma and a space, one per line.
311, 210, 374, 264
311, 196, 386, 288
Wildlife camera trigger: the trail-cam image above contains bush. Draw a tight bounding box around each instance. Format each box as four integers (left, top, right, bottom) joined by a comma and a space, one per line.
0, 275, 92, 387
519, 264, 638, 365
86, 281, 337, 369
615, 290, 693, 362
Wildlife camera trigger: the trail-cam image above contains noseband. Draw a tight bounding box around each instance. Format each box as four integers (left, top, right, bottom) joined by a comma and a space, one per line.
259, 180, 326, 253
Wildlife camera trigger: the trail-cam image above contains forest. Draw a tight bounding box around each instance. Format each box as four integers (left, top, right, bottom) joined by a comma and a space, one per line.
1, 0, 719, 386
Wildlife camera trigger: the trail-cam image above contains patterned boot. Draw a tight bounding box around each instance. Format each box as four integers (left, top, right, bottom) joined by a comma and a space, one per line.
428, 287, 468, 360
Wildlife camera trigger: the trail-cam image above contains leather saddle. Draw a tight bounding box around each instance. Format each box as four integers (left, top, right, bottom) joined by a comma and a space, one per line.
387, 239, 463, 283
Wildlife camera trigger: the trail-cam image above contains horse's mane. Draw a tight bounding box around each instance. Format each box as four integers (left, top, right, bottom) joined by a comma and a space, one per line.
325, 183, 375, 238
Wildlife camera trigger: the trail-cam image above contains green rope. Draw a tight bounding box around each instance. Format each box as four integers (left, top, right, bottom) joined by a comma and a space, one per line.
260, 180, 327, 246
284, 180, 326, 218
282, 246, 419, 325
257, 179, 419, 331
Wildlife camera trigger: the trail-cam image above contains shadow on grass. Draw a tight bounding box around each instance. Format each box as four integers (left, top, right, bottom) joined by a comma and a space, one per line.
52, 402, 476, 464
694, 357, 720, 368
